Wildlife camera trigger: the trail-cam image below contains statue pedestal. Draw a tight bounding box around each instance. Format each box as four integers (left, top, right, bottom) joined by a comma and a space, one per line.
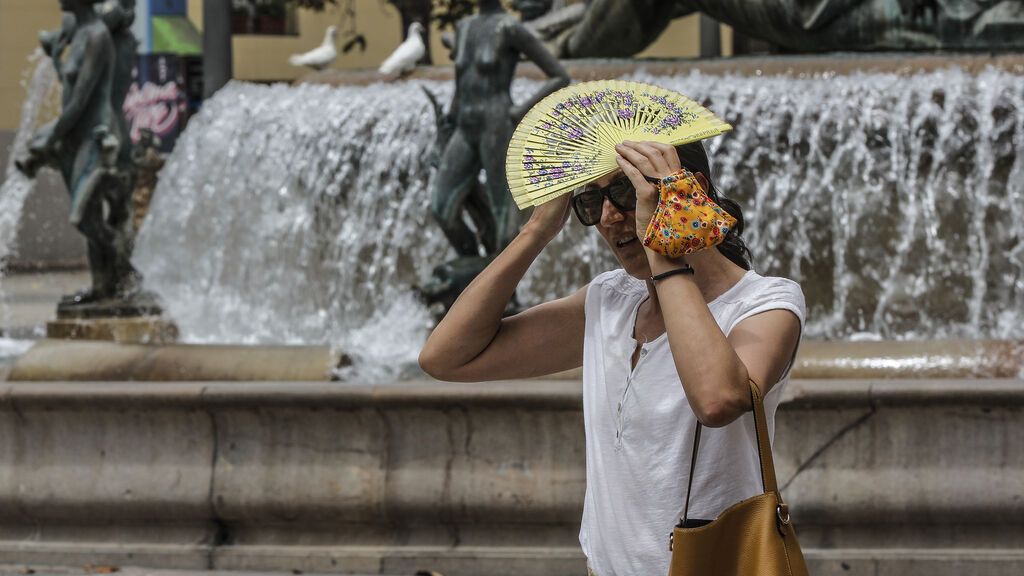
47, 295, 178, 344
46, 316, 178, 344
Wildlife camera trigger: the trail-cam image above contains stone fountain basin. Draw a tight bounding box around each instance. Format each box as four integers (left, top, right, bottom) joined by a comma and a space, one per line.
1, 340, 1020, 574
4, 338, 1022, 381
0, 375, 1020, 575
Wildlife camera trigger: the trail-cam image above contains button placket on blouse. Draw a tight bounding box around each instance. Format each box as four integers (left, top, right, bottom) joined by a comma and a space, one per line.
615, 343, 648, 447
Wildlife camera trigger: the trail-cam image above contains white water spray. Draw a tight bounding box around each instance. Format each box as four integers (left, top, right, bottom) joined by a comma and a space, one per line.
133, 68, 1024, 379
0, 50, 58, 330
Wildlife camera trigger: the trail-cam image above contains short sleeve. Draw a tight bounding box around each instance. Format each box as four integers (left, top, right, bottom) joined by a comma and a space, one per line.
726, 278, 806, 381
728, 278, 805, 333
585, 270, 614, 305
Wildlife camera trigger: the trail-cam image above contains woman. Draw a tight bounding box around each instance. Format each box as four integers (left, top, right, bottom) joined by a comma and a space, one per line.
419, 140, 805, 576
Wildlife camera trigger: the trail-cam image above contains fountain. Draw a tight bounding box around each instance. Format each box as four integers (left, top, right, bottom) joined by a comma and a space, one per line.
0, 5, 1023, 575
0, 52, 58, 316
0, 50, 60, 371
115, 63, 1024, 373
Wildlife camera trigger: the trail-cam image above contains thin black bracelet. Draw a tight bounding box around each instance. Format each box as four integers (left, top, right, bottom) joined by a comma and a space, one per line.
651, 266, 694, 283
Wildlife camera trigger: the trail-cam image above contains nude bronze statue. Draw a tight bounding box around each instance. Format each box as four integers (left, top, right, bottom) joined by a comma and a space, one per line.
16, 0, 141, 306
432, 0, 569, 257
419, 0, 569, 316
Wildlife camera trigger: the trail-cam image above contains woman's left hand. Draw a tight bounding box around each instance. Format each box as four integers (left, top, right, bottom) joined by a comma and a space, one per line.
614, 141, 682, 234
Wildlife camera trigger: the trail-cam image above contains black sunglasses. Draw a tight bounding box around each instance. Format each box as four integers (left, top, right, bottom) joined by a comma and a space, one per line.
571, 176, 637, 226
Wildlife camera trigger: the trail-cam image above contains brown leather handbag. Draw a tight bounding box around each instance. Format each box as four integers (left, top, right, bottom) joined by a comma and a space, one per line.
668, 379, 808, 576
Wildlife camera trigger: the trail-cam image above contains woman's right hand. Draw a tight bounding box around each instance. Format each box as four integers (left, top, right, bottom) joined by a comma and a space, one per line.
522, 192, 572, 243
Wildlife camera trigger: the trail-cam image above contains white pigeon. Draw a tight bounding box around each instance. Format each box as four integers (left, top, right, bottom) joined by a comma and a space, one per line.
289, 26, 338, 71
379, 22, 426, 77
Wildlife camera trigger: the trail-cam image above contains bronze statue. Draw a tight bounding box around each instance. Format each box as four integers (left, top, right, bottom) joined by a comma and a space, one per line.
16, 0, 141, 306
102, 0, 138, 178
420, 0, 569, 315
545, 0, 1023, 57
130, 128, 164, 233
510, 0, 553, 22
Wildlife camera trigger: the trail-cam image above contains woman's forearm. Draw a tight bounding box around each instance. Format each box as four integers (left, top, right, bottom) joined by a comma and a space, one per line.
648, 251, 751, 426
419, 226, 550, 373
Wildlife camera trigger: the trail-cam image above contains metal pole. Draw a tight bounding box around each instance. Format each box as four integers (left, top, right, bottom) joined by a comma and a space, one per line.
699, 14, 721, 59
202, 0, 233, 98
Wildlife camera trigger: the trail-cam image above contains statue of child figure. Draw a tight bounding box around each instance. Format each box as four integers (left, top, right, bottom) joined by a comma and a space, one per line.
17, 0, 141, 306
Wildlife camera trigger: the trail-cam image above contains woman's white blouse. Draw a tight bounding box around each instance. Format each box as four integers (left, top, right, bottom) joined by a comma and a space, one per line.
579, 268, 806, 576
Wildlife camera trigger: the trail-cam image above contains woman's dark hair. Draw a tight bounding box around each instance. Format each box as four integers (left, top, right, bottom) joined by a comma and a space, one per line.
674, 142, 752, 270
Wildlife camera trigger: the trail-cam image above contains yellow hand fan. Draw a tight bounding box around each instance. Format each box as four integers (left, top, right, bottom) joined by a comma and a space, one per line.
505, 80, 732, 209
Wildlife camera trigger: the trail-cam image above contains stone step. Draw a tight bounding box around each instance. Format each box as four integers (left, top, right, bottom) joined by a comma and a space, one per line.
0, 566, 401, 576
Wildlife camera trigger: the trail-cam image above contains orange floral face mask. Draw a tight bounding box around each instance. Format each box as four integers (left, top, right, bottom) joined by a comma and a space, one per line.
641, 169, 737, 259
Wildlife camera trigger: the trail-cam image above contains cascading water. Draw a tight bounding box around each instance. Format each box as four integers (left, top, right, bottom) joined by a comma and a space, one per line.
134, 67, 1024, 379
0, 50, 58, 358
133, 80, 449, 380
665, 67, 1024, 340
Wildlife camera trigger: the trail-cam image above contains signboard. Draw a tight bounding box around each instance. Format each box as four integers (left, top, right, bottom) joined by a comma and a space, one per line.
150, 0, 187, 16
124, 53, 189, 152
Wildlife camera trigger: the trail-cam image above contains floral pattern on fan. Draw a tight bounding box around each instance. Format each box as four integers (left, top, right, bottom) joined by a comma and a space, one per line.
522, 148, 593, 186
643, 92, 700, 134
506, 80, 732, 209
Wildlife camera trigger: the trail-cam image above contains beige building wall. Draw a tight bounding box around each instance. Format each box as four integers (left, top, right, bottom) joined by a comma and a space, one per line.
639, 16, 734, 59
0, 0, 62, 131
0, 1, 732, 131
185, 0, 454, 81
638, 15, 701, 59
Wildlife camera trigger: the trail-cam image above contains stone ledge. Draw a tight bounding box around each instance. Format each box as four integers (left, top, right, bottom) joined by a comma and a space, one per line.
8, 339, 1023, 381
6, 339, 350, 382
805, 548, 1024, 576
0, 545, 210, 573
299, 53, 1024, 86
782, 378, 1024, 407
2, 546, 1022, 576
0, 379, 583, 409
1, 378, 1021, 409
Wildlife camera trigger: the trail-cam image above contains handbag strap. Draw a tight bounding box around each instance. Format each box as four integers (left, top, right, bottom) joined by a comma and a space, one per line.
682, 378, 780, 522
